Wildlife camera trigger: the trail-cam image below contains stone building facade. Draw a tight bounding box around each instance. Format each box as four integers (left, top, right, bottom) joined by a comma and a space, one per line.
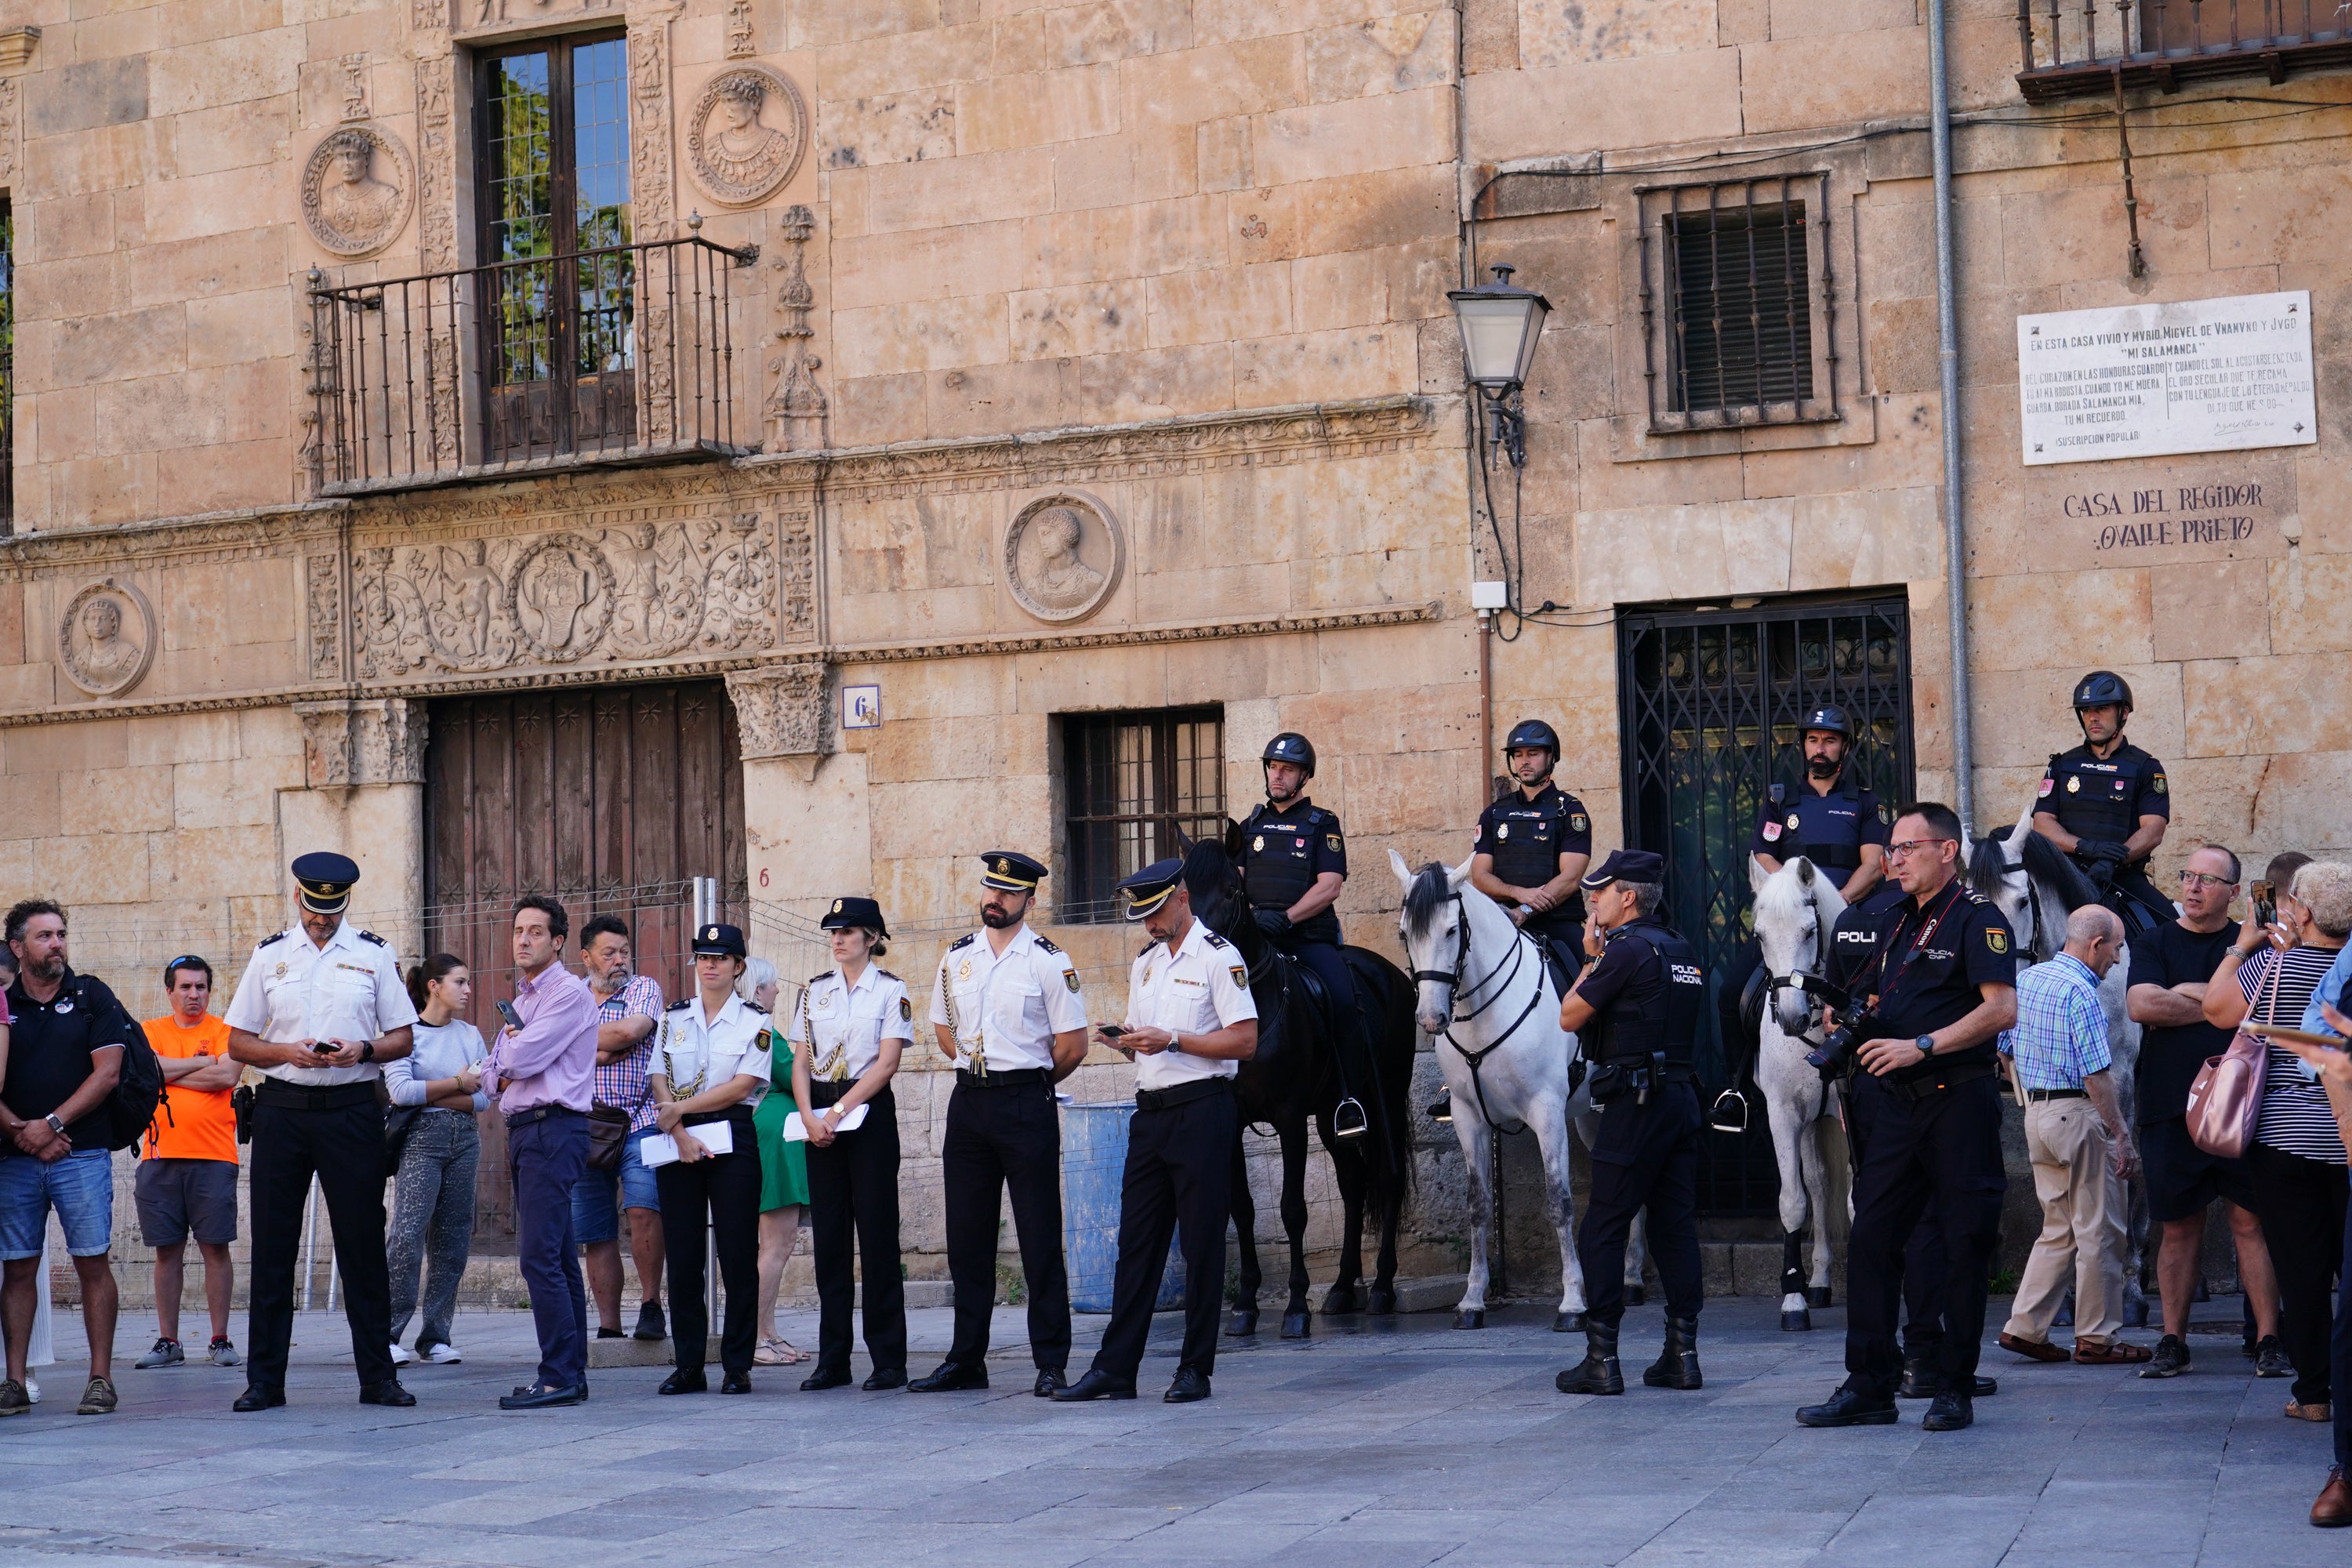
0, 0, 2340, 1298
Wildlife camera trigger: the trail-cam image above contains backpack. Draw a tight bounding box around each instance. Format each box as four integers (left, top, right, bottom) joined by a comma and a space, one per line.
80, 978, 169, 1152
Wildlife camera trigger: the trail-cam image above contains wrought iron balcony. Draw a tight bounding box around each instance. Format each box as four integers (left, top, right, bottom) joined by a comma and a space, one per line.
2017, 0, 2352, 100
304, 233, 756, 497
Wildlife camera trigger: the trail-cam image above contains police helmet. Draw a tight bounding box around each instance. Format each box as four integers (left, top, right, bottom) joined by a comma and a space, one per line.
1502, 718, 1561, 760
2071, 670, 2134, 716
1261, 732, 1317, 777
1798, 705, 1852, 741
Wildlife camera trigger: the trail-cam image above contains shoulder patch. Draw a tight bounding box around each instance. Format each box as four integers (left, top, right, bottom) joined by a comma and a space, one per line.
1878, 802, 1894, 825
355, 928, 388, 947
666, 997, 692, 1012
1987, 928, 2009, 954
1230, 964, 1250, 989
1031, 935, 1063, 955
1202, 930, 1232, 949
946, 932, 975, 952
1063, 968, 1082, 993
256, 931, 289, 950
2152, 773, 2168, 796
898, 996, 913, 1022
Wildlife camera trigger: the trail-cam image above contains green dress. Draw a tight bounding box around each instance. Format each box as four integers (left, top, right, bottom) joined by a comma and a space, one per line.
753, 1024, 811, 1211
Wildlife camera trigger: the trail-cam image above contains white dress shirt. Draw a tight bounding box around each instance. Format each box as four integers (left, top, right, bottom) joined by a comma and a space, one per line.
1125, 918, 1258, 1091
222, 919, 419, 1086
653, 990, 772, 1109
793, 964, 913, 1083
929, 925, 1085, 1074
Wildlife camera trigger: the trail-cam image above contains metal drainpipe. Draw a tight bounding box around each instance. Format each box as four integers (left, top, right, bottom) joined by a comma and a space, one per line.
1929, 0, 1976, 829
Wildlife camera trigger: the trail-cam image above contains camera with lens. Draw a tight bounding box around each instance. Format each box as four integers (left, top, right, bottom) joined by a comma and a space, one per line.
1806, 996, 1879, 1076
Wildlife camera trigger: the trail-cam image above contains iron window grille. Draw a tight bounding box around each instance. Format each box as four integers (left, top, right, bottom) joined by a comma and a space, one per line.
1062, 709, 1225, 924
2017, 0, 2352, 100
1638, 175, 1842, 433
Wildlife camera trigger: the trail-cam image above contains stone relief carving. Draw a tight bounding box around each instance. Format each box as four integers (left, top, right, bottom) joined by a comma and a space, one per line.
296, 699, 428, 789
726, 661, 828, 759
765, 205, 827, 452
726, 0, 754, 56
58, 579, 158, 699
302, 125, 413, 258
470, 0, 615, 25
629, 18, 677, 241
307, 554, 343, 681
0, 77, 20, 187
1004, 493, 1123, 625
352, 514, 779, 679
339, 53, 369, 122
779, 507, 815, 643
684, 66, 805, 209
413, 60, 457, 274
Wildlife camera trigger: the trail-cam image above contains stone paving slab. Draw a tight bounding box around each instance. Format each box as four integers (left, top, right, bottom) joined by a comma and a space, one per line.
0, 1298, 2325, 1565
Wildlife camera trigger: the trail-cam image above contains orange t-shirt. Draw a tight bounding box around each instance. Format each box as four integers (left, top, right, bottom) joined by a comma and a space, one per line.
142, 1014, 239, 1163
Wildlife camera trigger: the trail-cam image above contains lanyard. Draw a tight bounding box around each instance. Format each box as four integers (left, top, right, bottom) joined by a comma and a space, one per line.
1875, 879, 1964, 1003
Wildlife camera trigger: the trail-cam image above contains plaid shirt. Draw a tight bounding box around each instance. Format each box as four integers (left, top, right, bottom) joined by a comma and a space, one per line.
1998, 953, 2112, 1091
592, 973, 666, 1131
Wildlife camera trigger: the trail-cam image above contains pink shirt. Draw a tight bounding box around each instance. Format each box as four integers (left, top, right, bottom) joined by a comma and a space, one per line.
487, 964, 598, 1115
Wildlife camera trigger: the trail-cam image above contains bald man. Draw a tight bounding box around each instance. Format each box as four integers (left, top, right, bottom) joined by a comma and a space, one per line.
1997, 904, 2147, 1365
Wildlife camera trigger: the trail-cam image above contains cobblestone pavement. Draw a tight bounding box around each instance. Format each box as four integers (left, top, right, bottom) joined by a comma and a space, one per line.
0, 1296, 2331, 1566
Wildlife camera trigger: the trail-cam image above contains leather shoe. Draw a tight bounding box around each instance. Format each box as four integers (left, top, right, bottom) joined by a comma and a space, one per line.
720, 1373, 754, 1396
862, 1368, 907, 1391
1922, 1389, 1974, 1431
499, 1382, 583, 1410
1033, 1367, 1067, 1399
358, 1379, 416, 1407
1795, 1386, 1899, 1428
658, 1368, 709, 1396
1897, 1354, 1939, 1399
1163, 1367, 1211, 1403
1051, 1369, 1138, 1402
231, 1385, 285, 1413
2314, 1466, 2352, 1527
909, 1362, 989, 1393
799, 1366, 851, 1392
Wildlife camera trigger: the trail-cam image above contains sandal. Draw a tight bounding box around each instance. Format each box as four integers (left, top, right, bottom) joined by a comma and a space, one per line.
754, 1337, 811, 1367
2073, 1341, 2152, 1364
1998, 1332, 2071, 1363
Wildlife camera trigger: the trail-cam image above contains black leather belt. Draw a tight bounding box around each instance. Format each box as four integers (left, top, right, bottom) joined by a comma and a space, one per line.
254, 1080, 378, 1110
2024, 1086, 2088, 1102
807, 1080, 854, 1109
1134, 1076, 1233, 1113
1889, 1058, 1997, 1102
504, 1104, 585, 1129
956, 1067, 1051, 1090
682, 1107, 755, 1130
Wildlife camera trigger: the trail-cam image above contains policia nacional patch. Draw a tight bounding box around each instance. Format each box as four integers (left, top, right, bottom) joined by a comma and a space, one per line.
1987, 929, 2008, 954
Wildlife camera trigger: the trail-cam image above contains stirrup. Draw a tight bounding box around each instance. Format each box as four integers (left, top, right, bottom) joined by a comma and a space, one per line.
1333, 1096, 1370, 1138
1708, 1089, 1749, 1134
1426, 1096, 1454, 1125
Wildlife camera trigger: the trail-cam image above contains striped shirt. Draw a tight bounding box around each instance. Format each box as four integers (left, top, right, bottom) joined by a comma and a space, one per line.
2245, 945, 2348, 1165
1998, 953, 2112, 1091
591, 973, 666, 1132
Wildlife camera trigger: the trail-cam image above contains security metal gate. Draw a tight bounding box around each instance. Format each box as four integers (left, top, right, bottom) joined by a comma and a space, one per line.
1617, 595, 1915, 1214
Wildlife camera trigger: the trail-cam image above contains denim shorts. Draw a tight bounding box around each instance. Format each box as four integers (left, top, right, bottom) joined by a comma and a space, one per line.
0, 1148, 116, 1260
569, 1123, 660, 1243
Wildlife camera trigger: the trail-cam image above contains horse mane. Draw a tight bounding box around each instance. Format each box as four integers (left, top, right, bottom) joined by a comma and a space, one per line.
1403, 862, 1452, 942
1966, 833, 2014, 901
2017, 826, 2103, 912
1181, 839, 1243, 934
1752, 859, 1813, 920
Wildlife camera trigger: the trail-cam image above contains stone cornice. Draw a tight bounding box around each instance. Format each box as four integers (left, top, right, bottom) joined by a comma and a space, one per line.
829, 602, 1446, 665
0, 503, 347, 583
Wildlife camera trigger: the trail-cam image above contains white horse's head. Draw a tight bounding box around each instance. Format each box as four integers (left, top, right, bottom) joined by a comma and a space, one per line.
1748, 854, 1848, 1036
1392, 848, 1475, 1036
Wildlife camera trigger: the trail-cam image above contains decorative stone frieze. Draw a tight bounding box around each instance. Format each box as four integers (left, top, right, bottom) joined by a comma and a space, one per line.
295, 698, 429, 789
726, 661, 828, 759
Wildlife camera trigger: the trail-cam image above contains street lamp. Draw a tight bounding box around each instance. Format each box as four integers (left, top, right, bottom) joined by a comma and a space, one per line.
1447, 263, 1551, 468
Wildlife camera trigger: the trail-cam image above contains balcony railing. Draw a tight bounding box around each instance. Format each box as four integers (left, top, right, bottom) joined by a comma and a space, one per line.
305, 233, 757, 497
2016, 0, 2352, 99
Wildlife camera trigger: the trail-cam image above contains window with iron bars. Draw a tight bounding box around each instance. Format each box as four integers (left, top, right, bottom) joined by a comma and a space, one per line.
1638, 175, 1842, 432
1062, 709, 1225, 923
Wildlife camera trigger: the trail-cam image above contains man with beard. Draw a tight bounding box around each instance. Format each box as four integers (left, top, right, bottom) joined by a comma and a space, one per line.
911, 852, 1087, 1397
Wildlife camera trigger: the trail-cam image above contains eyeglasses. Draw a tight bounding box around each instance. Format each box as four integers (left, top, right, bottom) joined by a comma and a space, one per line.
1885, 838, 1955, 862
2178, 871, 2237, 891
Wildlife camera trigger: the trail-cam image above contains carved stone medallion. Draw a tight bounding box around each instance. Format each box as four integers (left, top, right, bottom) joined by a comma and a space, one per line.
301, 125, 414, 258
58, 579, 157, 699
1004, 493, 1123, 626
684, 65, 805, 209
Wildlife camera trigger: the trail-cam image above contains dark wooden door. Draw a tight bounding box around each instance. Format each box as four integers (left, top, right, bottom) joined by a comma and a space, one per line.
423, 681, 746, 1249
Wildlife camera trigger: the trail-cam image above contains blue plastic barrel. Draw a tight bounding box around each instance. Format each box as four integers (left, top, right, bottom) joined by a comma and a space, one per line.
1061, 1099, 1185, 1313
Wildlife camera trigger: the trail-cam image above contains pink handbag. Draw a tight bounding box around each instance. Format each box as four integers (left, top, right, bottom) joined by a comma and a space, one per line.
2186, 953, 2277, 1159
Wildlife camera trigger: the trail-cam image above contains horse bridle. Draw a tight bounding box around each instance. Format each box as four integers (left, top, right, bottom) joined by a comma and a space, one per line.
1410, 892, 1573, 1134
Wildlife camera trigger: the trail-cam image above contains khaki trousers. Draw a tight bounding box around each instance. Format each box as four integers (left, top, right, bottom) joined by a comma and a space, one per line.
2004, 1097, 2126, 1346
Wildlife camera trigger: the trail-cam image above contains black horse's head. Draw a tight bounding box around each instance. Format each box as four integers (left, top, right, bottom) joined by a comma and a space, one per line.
2017, 824, 2103, 912
1181, 837, 1247, 946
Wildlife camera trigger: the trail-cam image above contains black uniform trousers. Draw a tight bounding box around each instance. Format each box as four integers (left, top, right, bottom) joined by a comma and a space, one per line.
1845, 1073, 1951, 1356
1716, 938, 1765, 1087
246, 1093, 397, 1392
655, 1111, 763, 1377
1577, 1080, 1704, 1330
1091, 1084, 1237, 1382
804, 1085, 908, 1377
1842, 1070, 2007, 1399
943, 1076, 1073, 1372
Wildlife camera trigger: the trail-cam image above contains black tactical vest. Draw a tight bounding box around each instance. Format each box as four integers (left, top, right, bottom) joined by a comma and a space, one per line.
1483, 788, 1588, 924
1585, 920, 1704, 1071
2046, 744, 2154, 847
1239, 802, 1327, 913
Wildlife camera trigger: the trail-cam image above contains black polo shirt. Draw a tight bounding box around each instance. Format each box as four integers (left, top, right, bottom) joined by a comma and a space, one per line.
1866, 879, 2017, 1065
4, 967, 139, 1152
2126, 919, 2238, 1125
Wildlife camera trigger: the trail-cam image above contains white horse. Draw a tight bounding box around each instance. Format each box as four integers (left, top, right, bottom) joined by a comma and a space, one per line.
1392, 851, 1644, 1331
1746, 855, 1849, 1332
1966, 800, 2151, 1327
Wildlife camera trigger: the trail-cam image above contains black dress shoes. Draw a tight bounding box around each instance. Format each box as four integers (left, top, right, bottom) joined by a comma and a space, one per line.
1795, 1386, 1900, 1427
909, 1362, 989, 1393
1033, 1367, 1066, 1398
1163, 1367, 1211, 1403
358, 1380, 416, 1407
231, 1386, 285, 1413
659, 1368, 709, 1396
1051, 1369, 1138, 1402
799, 1365, 851, 1391
1922, 1389, 1974, 1431
862, 1367, 907, 1391
720, 1373, 754, 1396
499, 1383, 583, 1410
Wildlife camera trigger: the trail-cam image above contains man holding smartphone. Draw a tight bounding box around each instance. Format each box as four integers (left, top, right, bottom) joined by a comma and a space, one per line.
223, 853, 418, 1414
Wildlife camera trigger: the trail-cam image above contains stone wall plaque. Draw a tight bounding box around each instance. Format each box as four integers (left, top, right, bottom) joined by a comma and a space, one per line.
2023, 454, 2296, 571
1004, 492, 1123, 626
2018, 291, 2317, 466
684, 64, 805, 209
58, 579, 156, 698
301, 125, 413, 258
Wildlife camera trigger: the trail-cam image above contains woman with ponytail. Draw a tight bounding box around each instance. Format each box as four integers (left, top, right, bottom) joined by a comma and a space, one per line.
381, 954, 488, 1367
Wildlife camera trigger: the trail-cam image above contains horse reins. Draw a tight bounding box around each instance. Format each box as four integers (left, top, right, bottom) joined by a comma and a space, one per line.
1413, 892, 1573, 1134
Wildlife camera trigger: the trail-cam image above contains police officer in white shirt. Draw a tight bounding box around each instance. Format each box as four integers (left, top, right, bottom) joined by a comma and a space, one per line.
1056, 858, 1258, 1406
223, 852, 419, 1413
912, 851, 1088, 1397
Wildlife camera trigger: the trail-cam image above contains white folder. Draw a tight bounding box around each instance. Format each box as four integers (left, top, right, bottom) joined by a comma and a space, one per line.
782, 1103, 869, 1142
641, 1119, 737, 1167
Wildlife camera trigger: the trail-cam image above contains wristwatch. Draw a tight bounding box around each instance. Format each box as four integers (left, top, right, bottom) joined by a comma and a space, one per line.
42, 1113, 65, 1136
359, 1040, 376, 1064
1914, 1035, 1936, 1062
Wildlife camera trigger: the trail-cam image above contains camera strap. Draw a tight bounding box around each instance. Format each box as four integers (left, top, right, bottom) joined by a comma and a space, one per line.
1872, 879, 1965, 1014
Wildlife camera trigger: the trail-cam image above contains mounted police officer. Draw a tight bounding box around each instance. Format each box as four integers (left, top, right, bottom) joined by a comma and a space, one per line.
1554, 850, 1707, 1399
2032, 670, 2172, 936
1471, 718, 1594, 985
1715, 706, 1893, 1131
1236, 732, 1370, 1140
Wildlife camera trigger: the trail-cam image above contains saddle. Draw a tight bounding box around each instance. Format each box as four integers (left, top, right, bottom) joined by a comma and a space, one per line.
1532, 934, 1581, 1001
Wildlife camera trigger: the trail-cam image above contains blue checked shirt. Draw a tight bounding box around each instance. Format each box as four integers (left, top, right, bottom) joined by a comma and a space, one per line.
1997, 953, 2112, 1091
591, 973, 666, 1131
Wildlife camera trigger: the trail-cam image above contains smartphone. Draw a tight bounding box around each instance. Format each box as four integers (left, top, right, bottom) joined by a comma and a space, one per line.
495, 999, 524, 1031
2252, 880, 2276, 927
1097, 1023, 1127, 1038
309, 1040, 337, 1054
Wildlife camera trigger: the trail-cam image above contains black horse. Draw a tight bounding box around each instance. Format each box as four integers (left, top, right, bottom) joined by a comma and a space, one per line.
1180, 838, 1419, 1338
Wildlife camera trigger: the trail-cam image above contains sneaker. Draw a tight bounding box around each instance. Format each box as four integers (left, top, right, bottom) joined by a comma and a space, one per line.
2256, 1336, 2294, 1378
22, 1378, 37, 1405
2140, 1334, 2190, 1378
422, 1343, 464, 1365
134, 1337, 184, 1370
208, 1338, 240, 1368
633, 1299, 667, 1342
389, 1343, 413, 1366
0, 1379, 27, 1416
76, 1377, 117, 1416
